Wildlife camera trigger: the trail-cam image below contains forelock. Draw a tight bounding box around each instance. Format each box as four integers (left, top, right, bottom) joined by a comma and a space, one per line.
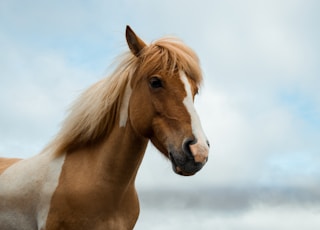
137, 37, 202, 85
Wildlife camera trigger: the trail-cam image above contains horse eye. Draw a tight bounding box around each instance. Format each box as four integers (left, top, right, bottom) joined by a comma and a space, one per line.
149, 77, 163, 89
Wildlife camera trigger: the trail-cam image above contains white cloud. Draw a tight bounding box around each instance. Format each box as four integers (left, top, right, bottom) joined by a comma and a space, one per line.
0, 35, 95, 156
136, 202, 320, 230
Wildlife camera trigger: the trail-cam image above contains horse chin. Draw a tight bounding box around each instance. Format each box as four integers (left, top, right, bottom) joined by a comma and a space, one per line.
173, 165, 196, 176
169, 152, 198, 176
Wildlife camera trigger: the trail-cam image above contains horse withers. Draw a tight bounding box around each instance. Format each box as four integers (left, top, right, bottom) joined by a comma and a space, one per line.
0, 26, 210, 230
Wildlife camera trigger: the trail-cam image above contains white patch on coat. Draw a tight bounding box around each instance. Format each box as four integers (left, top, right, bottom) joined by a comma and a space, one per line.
0, 152, 65, 230
180, 71, 209, 163
119, 80, 132, 127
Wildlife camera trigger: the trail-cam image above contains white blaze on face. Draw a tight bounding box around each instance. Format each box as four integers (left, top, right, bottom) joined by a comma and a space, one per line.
180, 71, 209, 163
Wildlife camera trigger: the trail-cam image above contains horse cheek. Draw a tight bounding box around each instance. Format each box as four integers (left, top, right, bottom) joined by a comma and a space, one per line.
129, 97, 154, 138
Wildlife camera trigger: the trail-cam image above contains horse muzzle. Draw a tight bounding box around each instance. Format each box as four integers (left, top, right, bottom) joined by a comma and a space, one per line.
169, 138, 209, 176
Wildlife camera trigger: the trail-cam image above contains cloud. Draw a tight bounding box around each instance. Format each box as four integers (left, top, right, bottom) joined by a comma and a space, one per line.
138, 186, 320, 211
0, 34, 95, 156
136, 186, 320, 230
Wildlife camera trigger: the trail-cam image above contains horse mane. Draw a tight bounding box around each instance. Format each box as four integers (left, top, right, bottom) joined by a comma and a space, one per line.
49, 36, 202, 156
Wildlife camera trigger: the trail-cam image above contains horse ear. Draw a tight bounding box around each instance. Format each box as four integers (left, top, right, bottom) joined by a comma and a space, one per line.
126, 26, 147, 57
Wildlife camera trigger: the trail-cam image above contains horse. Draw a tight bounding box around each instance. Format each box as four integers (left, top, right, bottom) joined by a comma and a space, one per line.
0, 26, 210, 230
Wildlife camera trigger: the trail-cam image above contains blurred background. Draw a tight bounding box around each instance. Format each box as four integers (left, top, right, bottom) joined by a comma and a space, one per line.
0, 0, 319, 229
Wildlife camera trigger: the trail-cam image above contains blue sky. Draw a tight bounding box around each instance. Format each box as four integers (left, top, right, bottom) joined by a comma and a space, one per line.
0, 0, 319, 193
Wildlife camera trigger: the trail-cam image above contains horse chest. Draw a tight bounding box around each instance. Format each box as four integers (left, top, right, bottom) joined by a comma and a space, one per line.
45, 179, 140, 229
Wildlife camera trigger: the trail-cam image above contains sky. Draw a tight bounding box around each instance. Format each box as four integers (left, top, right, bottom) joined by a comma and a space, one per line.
0, 0, 320, 227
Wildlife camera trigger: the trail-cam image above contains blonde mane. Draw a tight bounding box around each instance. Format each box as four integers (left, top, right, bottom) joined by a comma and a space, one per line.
49, 37, 202, 155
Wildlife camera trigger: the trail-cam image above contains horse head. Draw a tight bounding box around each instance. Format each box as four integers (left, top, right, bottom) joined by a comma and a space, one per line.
125, 26, 210, 176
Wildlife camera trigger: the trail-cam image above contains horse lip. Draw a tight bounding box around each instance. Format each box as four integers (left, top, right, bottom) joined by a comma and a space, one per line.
176, 167, 196, 176
169, 152, 196, 176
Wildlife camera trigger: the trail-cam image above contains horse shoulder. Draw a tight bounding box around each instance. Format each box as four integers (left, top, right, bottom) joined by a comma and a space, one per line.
0, 153, 66, 230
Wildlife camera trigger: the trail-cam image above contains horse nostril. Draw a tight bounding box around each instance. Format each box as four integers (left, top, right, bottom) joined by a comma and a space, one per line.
182, 138, 196, 159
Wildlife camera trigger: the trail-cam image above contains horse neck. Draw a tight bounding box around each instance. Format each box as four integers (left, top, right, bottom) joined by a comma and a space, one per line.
68, 121, 148, 191
101, 122, 148, 186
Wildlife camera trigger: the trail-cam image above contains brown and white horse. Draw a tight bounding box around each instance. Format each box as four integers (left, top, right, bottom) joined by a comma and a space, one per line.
0, 26, 209, 230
